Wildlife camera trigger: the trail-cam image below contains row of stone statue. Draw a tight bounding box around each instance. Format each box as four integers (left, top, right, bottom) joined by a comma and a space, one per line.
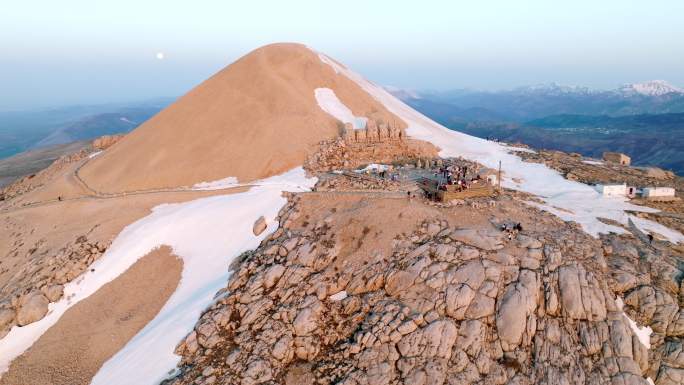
343, 120, 406, 143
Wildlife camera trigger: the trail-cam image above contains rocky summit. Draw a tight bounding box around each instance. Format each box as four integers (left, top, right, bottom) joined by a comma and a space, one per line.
163, 157, 684, 385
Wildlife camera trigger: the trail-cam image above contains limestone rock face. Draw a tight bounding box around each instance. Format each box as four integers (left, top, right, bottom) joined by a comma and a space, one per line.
397, 319, 458, 359
496, 269, 539, 350
449, 228, 503, 251
16, 292, 49, 326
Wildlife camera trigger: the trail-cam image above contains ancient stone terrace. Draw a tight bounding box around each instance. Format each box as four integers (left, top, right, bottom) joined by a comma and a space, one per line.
343, 120, 406, 143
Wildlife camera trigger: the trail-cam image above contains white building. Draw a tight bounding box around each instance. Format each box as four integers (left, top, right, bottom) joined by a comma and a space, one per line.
641, 187, 675, 199
595, 184, 627, 197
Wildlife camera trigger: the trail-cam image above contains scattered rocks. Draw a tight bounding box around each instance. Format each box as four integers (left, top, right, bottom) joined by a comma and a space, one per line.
0, 235, 109, 332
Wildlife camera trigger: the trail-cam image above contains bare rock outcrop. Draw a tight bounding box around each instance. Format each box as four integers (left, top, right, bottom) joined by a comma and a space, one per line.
163, 192, 680, 385
92, 134, 124, 150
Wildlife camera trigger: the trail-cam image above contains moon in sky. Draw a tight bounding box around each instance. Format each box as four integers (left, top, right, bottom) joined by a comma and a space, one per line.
156, 52, 165, 60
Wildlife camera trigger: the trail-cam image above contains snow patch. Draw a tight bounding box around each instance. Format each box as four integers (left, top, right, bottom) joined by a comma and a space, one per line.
317, 52, 341, 74
615, 297, 653, 349
356, 164, 389, 173
192, 176, 239, 190
314, 88, 367, 129
0, 168, 316, 384
315, 48, 684, 243
329, 291, 348, 301
629, 215, 684, 244
119, 117, 136, 124
582, 160, 604, 165
504, 145, 536, 154
88, 151, 103, 159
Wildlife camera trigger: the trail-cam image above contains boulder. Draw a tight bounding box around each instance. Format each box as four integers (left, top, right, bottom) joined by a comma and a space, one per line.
16, 292, 50, 326
294, 307, 319, 336
253, 216, 268, 236
271, 335, 293, 361
263, 264, 286, 289
42, 284, 64, 302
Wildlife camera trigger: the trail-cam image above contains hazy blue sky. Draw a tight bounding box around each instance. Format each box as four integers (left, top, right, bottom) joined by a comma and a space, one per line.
2, 0, 684, 110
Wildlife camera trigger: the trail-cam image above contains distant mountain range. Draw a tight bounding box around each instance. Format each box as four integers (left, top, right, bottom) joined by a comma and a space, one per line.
33, 107, 164, 148
396, 80, 684, 122
3, 80, 684, 176
391, 81, 684, 174
0, 98, 171, 159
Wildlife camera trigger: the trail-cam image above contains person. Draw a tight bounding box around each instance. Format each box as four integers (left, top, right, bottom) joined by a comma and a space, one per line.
58, 196, 62, 201
514, 223, 523, 231
648, 234, 654, 244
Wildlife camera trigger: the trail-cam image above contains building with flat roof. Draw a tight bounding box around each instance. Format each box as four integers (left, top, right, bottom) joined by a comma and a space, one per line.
595, 183, 627, 197
602, 152, 631, 166
641, 187, 675, 200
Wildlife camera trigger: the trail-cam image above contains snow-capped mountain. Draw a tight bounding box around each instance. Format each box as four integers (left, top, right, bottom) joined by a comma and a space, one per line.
618, 80, 682, 96
394, 81, 684, 100
383, 85, 421, 100
511, 82, 594, 96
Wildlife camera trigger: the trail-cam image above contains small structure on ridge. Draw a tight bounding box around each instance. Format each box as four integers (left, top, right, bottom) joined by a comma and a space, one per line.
602, 152, 631, 166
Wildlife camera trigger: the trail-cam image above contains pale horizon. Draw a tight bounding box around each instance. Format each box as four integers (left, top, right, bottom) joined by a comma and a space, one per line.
3, 0, 684, 110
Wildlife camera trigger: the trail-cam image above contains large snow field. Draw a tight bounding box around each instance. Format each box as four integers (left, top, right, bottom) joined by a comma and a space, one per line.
315, 50, 684, 244
315, 88, 368, 129
0, 167, 316, 385
192, 176, 239, 190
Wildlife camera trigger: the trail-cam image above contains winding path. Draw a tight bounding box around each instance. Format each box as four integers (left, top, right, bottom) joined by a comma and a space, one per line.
0, 156, 249, 214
